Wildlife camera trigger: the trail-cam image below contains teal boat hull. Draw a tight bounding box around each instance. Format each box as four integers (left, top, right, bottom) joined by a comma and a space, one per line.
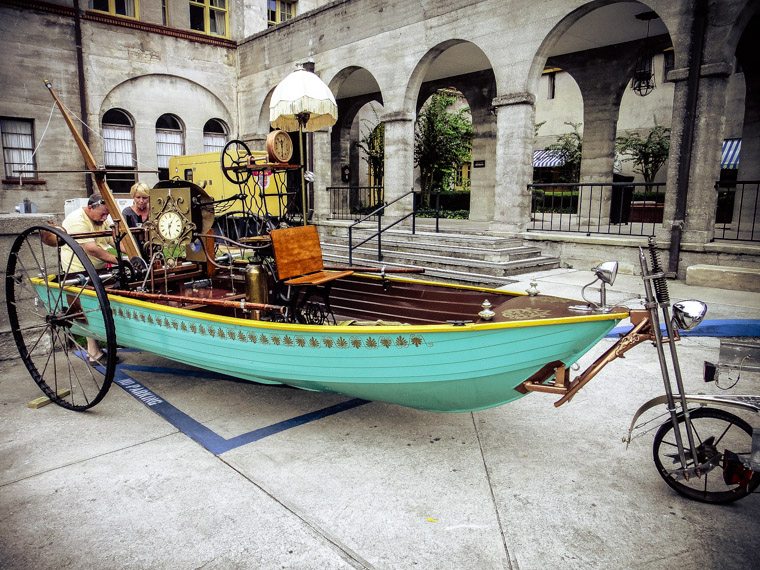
78, 294, 621, 413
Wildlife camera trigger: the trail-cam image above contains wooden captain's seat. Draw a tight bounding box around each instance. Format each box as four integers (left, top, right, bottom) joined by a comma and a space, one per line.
269, 225, 353, 322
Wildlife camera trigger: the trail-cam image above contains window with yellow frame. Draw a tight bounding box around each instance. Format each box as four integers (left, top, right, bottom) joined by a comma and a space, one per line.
88, 0, 138, 18
189, 0, 229, 37
268, 0, 295, 27
454, 162, 471, 191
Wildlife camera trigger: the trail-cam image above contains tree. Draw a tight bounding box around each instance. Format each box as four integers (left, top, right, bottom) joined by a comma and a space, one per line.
615, 124, 670, 183
355, 108, 385, 188
414, 90, 472, 199
544, 122, 582, 182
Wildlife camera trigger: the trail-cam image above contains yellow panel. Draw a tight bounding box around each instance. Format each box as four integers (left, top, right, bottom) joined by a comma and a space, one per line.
168, 151, 287, 217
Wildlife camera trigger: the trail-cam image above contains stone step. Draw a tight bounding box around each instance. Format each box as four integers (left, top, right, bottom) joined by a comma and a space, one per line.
685, 264, 760, 293
322, 242, 559, 277
316, 220, 560, 287
322, 227, 519, 250
321, 238, 540, 263
322, 252, 520, 287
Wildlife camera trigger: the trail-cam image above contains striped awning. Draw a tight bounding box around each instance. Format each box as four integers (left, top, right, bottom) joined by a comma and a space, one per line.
533, 149, 565, 167
721, 138, 741, 169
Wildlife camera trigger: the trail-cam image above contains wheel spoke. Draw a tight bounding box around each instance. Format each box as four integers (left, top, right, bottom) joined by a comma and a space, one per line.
6, 226, 115, 411
652, 407, 760, 503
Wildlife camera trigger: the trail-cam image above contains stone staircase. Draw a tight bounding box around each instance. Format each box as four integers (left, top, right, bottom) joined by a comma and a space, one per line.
317, 222, 560, 287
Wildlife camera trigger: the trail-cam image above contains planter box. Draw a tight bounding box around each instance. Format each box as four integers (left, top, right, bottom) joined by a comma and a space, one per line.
629, 201, 663, 223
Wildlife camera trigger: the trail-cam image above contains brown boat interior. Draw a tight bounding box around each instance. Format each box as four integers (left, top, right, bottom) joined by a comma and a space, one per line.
97, 223, 605, 327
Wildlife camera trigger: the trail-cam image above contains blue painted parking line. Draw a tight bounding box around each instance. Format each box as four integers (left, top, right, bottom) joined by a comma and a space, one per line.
606, 319, 760, 338
105, 362, 369, 455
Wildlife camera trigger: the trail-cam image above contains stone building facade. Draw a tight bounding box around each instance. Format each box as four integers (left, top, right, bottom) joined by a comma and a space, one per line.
1, 0, 758, 275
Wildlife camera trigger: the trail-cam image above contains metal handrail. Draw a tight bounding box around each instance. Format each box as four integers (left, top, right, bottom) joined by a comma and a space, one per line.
348, 189, 416, 265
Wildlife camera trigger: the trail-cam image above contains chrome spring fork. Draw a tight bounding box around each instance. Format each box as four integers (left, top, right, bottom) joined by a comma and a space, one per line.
638, 245, 700, 476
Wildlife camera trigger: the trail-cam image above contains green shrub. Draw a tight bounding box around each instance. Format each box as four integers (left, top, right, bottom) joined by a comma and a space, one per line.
416, 208, 469, 219
531, 188, 579, 213
632, 191, 665, 203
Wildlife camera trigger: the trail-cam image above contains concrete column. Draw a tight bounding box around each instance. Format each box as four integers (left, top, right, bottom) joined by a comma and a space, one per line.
735, 56, 760, 236
311, 129, 331, 220
665, 63, 733, 244
490, 93, 535, 233
578, 97, 620, 227
380, 112, 415, 218
737, 14, 760, 180
469, 107, 497, 223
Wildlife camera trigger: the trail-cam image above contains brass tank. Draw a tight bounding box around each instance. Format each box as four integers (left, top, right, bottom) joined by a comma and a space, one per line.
244, 263, 268, 305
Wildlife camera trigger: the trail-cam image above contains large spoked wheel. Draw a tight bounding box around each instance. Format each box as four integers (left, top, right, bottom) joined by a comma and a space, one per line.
221, 139, 252, 185
5, 225, 116, 410
653, 407, 760, 503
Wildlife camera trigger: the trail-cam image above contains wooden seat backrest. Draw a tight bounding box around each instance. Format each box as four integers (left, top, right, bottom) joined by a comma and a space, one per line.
270, 225, 325, 281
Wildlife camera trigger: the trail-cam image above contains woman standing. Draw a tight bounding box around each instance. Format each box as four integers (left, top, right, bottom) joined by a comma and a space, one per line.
122, 181, 150, 228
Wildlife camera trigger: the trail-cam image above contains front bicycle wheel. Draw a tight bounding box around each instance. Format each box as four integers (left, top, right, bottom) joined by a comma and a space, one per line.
5, 226, 116, 410
653, 407, 759, 503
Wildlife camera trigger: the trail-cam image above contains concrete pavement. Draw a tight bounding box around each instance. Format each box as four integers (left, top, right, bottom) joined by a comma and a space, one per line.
1, 270, 758, 569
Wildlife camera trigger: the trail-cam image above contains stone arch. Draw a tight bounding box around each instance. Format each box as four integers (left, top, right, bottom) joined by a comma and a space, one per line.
403, 40, 496, 221
328, 66, 384, 188
529, 1, 674, 193
255, 87, 276, 145
99, 74, 235, 186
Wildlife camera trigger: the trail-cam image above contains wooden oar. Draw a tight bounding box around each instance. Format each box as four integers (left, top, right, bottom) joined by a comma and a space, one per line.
45, 80, 141, 260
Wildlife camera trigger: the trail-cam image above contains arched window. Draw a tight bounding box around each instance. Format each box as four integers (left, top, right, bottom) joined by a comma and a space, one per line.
102, 109, 136, 193
203, 119, 228, 154
156, 114, 184, 180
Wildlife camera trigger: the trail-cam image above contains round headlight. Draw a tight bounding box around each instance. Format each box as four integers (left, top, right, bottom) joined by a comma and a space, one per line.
594, 261, 618, 286
672, 300, 707, 331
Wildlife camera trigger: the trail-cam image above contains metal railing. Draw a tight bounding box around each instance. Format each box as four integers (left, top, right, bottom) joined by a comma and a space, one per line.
714, 180, 759, 242
414, 191, 445, 233
348, 190, 416, 265
328, 186, 453, 232
327, 186, 384, 221
528, 182, 665, 236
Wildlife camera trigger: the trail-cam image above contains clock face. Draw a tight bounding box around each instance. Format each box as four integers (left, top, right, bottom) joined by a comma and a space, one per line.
267, 130, 293, 162
157, 211, 184, 240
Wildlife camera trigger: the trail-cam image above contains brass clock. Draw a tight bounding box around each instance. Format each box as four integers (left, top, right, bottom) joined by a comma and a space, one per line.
157, 211, 184, 240
266, 129, 294, 163
148, 186, 195, 250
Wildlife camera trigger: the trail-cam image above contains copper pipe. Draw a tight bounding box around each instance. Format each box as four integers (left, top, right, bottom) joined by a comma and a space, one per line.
109, 288, 284, 314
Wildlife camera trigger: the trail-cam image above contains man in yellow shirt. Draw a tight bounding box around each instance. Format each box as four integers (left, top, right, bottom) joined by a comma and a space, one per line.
61, 193, 121, 365
61, 193, 120, 271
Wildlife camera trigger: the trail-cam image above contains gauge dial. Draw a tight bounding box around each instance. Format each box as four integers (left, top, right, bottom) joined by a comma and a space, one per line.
157, 211, 184, 240
266, 130, 294, 163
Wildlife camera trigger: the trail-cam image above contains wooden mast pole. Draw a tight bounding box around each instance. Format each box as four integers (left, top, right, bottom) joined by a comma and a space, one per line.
44, 79, 141, 260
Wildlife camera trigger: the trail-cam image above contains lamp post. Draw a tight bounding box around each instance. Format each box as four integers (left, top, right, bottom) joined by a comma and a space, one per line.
269, 65, 338, 224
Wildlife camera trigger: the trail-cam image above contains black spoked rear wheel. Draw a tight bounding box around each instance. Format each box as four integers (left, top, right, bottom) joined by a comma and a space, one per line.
5, 225, 116, 410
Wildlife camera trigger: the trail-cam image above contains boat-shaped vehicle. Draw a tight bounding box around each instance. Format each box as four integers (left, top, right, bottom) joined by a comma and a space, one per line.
7, 221, 628, 413
8, 81, 757, 504
8, 82, 631, 414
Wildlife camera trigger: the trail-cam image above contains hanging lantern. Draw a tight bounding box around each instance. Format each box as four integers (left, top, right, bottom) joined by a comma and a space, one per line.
632, 11, 659, 97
